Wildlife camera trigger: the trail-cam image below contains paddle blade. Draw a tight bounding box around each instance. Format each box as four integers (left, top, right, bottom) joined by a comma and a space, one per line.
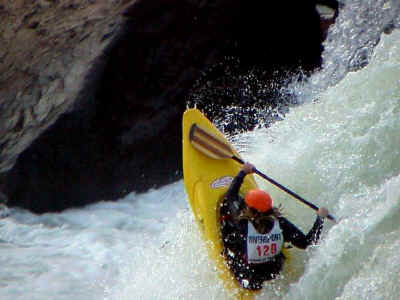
189, 124, 235, 160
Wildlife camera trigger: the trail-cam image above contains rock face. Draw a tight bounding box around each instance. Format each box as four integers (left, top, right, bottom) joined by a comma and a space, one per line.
0, 0, 125, 172
0, 0, 130, 209
0, 0, 338, 213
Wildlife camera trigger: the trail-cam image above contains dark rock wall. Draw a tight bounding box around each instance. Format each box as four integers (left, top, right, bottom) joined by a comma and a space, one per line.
0, 0, 126, 173
1, 0, 338, 213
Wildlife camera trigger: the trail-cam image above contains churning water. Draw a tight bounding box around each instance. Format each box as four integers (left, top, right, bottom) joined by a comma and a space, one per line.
1, 1, 399, 299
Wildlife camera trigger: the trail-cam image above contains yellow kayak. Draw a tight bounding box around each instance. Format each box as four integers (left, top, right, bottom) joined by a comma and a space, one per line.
182, 108, 259, 299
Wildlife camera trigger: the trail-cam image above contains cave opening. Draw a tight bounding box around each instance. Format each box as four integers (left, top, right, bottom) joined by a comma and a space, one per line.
4, 0, 337, 213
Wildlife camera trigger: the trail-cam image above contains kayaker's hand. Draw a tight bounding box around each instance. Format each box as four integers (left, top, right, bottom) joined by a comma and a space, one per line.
317, 207, 329, 218
242, 163, 255, 174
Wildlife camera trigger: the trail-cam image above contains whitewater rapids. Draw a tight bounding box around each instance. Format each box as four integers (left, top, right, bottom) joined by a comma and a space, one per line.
1, 4, 400, 300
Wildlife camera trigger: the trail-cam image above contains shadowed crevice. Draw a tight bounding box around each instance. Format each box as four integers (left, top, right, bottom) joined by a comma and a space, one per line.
3, 0, 338, 213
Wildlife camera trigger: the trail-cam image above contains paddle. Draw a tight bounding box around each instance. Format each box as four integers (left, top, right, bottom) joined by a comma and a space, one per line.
189, 123, 337, 223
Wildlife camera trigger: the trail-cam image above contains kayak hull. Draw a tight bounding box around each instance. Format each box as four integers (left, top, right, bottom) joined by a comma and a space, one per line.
182, 108, 258, 299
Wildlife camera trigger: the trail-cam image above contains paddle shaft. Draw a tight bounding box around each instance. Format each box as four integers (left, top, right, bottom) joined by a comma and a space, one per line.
232, 156, 336, 222
188, 122, 336, 223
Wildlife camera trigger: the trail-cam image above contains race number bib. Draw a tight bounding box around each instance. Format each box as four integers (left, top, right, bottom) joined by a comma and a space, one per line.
246, 220, 283, 264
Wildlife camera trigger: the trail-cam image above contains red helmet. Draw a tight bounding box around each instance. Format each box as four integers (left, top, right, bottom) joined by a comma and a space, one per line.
244, 189, 272, 212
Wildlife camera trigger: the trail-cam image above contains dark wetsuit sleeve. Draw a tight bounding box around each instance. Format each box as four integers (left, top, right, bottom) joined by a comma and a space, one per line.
220, 170, 247, 248
278, 216, 324, 249
225, 170, 246, 202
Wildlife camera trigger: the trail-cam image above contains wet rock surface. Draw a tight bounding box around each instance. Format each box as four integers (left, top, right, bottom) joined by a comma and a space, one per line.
1, 0, 338, 213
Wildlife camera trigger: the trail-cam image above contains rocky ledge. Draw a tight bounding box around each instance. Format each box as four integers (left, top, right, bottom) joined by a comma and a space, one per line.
0, 0, 338, 213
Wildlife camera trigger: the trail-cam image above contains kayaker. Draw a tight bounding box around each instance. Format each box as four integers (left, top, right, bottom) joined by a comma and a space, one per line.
219, 162, 330, 290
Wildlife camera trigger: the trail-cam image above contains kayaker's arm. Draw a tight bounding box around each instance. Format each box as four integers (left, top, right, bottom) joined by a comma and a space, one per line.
220, 170, 248, 247
278, 216, 324, 249
225, 162, 254, 202
225, 170, 246, 201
